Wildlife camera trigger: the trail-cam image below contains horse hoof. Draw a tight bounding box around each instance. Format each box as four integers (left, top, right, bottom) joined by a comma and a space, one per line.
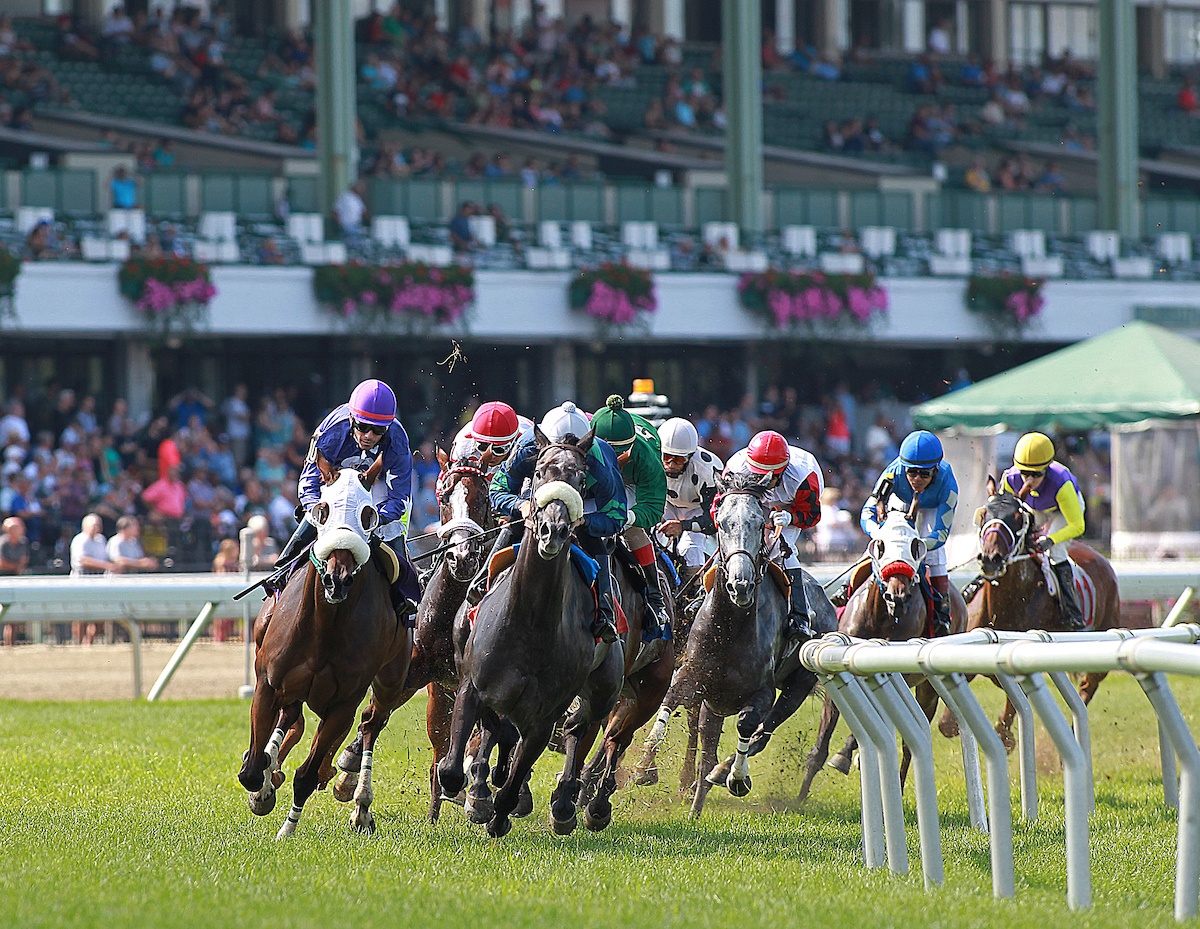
514, 783, 534, 818
271, 769, 286, 790
726, 775, 752, 798
999, 730, 1017, 755
465, 794, 493, 825
438, 767, 466, 798
349, 806, 375, 835
828, 754, 852, 776
631, 765, 658, 787
583, 803, 612, 832
486, 816, 512, 839
551, 810, 578, 835
336, 747, 362, 774
706, 757, 733, 785
247, 789, 276, 816
332, 771, 358, 803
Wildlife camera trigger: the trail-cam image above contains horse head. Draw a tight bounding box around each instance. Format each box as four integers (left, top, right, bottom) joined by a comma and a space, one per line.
309, 466, 378, 604
975, 474, 1035, 580
866, 506, 927, 620
713, 470, 771, 609
435, 446, 492, 582
528, 425, 593, 560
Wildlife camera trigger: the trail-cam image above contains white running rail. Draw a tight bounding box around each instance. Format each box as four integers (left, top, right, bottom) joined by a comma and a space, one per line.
800, 606, 1200, 921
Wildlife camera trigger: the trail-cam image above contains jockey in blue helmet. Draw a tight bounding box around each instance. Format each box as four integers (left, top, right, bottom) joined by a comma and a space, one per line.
270, 378, 422, 626
851, 430, 958, 637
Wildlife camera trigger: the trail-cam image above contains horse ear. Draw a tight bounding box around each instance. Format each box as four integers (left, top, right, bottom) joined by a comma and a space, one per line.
912, 537, 927, 563
985, 474, 996, 498
868, 538, 884, 561
754, 472, 774, 491
311, 502, 330, 526
716, 471, 730, 493
576, 426, 595, 455
436, 445, 449, 468
533, 425, 550, 449
315, 448, 336, 485
905, 493, 920, 523
360, 504, 379, 533
973, 505, 987, 526
1016, 483, 1032, 501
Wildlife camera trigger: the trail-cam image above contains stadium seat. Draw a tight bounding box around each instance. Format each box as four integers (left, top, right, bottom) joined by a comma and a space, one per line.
781, 225, 817, 258
286, 213, 324, 245
1157, 233, 1192, 264
81, 236, 131, 261
406, 244, 454, 266
468, 215, 497, 247
934, 228, 972, 258
537, 221, 563, 249
108, 209, 146, 244
723, 250, 769, 272
1085, 231, 1120, 262
569, 221, 593, 251
819, 252, 866, 274
703, 222, 740, 252
371, 216, 411, 249
526, 247, 571, 270
16, 207, 54, 235
1020, 255, 1064, 277
1009, 230, 1047, 259
1113, 257, 1154, 278
928, 255, 972, 276
860, 226, 896, 259
626, 249, 670, 271
622, 221, 659, 250
199, 212, 237, 243
193, 240, 240, 263
300, 242, 347, 264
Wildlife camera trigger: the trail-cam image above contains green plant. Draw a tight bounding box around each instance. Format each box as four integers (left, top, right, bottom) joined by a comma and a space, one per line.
737, 269, 887, 329
118, 256, 216, 337
965, 274, 1045, 339
568, 262, 657, 325
313, 261, 475, 328
0, 243, 19, 290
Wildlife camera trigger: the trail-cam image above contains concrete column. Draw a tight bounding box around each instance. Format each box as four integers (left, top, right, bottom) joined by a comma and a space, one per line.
776, 0, 796, 53
723, 0, 764, 233
471, 0, 491, 37
818, 0, 841, 56
663, 0, 685, 40
511, 0, 532, 31
985, 0, 1008, 71
549, 342, 577, 408
283, 0, 311, 30
610, 0, 632, 28
316, 0, 358, 221
123, 341, 155, 423
542, 0, 565, 18
1098, 0, 1140, 238
1144, 4, 1166, 79
434, 0, 450, 29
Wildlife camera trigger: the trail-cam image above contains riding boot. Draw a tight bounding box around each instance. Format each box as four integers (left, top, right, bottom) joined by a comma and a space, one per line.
961, 574, 986, 604
638, 562, 672, 643
267, 518, 316, 592
930, 574, 952, 637
829, 578, 853, 609
388, 547, 423, 628
784, 568, 815, 640
1052, 560, 1086, 630
466, 522, 515, 606
578, 532, 618, 643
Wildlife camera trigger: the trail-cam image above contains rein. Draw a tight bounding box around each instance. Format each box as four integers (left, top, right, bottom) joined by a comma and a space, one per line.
715, 489, 771, 585
978, 497, 1035, 576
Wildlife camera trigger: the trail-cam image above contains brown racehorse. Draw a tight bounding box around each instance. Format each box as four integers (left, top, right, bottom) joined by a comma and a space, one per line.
937, 476, 1125, 751
333, 449, 494, 823
238, 456, 412, 838
798, 503, 967, 801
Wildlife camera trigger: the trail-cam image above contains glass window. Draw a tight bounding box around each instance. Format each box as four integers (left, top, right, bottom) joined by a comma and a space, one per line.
1009, 3, 1045, 66
1047, 4, 1097, 60
1165, 10, 1200, 65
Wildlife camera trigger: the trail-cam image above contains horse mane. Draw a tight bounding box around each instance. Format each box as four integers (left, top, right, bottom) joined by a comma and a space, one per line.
721, 471, 769, 496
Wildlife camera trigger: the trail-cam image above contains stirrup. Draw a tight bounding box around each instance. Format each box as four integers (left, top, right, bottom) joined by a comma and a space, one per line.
592, 618, 619, 644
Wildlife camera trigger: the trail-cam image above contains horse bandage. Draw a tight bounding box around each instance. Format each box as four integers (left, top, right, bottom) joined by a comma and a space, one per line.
533, 481, 584, 523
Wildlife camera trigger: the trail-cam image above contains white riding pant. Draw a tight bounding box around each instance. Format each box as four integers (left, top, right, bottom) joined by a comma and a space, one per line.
1039, 504, 1083, 564
620, 483, 652, 550
656, 502, 710, 567
768, 525, 803, 570
915, 508, 947, 578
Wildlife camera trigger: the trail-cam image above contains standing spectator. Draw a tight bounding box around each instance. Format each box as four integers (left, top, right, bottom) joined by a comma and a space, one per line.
1034, 159, 1066, 194
333, 179, 369, 237
142, 465, 188, 521
449, 200, 477, 254
70, 513, 112, 644
221, 384, 252, 467
211, 536, 241, 640
106, 515, 157, 573
1, 399, 30, 446
927, 18, 952, 55
247, 513, 279, 569
1179, 78, 1199, 116
110, 165, 138, 209
0, 516, 28, 645
964, 157, 992, 192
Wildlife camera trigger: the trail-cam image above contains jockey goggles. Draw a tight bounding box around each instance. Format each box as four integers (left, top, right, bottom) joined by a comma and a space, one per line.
351, 419, 387, 436
1020, 468, 1047, 478
907, 467, 934, 479
477, 439, 513, 455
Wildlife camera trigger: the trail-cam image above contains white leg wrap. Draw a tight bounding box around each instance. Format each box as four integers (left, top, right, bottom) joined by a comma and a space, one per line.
645, 706, 672, 748
731, 737, 751, 780
354, 751, 374, 806
276, 803, 303, 840
266, 727, 286, 765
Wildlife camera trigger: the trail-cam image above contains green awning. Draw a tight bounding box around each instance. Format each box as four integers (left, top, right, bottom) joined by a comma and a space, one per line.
912, 321, 1200, 432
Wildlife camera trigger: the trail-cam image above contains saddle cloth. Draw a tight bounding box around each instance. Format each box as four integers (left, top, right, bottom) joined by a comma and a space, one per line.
702, 560, 791, 599
1039, 556, 1096, 629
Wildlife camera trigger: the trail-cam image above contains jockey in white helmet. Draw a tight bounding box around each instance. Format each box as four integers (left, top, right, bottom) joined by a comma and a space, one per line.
654, 417, 723, 587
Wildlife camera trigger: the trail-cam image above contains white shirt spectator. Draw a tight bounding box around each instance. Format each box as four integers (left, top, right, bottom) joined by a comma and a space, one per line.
0, 410, 30, 445
71, 528, 110, 576
334, 186, 367, 235
928, 24, 951, 54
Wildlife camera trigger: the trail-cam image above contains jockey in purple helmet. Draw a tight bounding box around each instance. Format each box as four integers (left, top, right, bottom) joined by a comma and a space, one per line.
270, 378, 422, 625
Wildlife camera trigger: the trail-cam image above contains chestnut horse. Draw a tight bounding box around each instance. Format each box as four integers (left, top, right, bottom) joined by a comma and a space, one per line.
937, 477, 1124, 750
238, 459, 412, 838
798, 503, 967, 801
333, 450, 493, 823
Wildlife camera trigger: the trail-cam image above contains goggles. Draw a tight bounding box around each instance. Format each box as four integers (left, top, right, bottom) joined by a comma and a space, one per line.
1020, 468, 1047, 479
907, 467, 934, 479
351, 419, 387, 436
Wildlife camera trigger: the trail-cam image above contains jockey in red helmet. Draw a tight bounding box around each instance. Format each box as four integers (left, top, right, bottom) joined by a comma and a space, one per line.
724, 430, 824, 641
270, 378, 422, 626
451, 400, 532, 475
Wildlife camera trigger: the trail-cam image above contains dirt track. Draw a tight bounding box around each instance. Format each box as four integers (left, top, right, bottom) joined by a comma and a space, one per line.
0, 641, 249, 700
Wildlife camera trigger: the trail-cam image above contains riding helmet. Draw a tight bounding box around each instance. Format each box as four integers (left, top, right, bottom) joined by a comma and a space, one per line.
539, 401, 590, 442
348, 379, 397, 426
1014, 432, 1056, 470
744, 430, 790, 473
590, 395, 637, 449
469, 401, 520, 444
658, 417, 699, 457
899, 430, 943, 469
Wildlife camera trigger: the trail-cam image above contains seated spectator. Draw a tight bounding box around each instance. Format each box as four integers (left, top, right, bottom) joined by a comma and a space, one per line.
448, 200, 477, 253
673, 97, 697, 129
25, 221, 62, 261
823, 119, 845, 152
1001, 76, 1031, 117
1060, 122, 1093, 151
56, 14, 100, 61
257, 237, 285, 265
863, 115, 890, 151
333, 179, 369, 237
643, 98, 667, 131
927, 18, 952, 55
964, 157, 992, 192
1180, 79, 1199, 116
212, 537, 240, 573
486, 203, 513, 243
840, 118, 866, 153
1033, 159, 1066, 194
153, 138, 176, 169
995, 157, 1023, 190
960, 55, 986, 87
811, 53, 842, 82
980, 91, 1007, 128
908, 55, 941, 95
484, 152, 512, 178
247, 513, 279, 569
107, 515, 157, 573
110, 166, 138, 210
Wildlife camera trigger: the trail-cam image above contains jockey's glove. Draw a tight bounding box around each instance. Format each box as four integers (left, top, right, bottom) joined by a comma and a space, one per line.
1034, 535, 1054, 552
771, 509, 793, 528
625, 510, 638, 529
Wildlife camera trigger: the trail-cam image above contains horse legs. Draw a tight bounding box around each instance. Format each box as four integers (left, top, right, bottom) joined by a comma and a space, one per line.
550, 707, 597, 835
798, 694, 842, 803
465, 714, 502, 825
996, 695, 1017, 754
276, 700, 359, 839
426, 683, 456, 823
708, 669, 820, 785
689, 702, 724, 819
899, 681, 940, 789
1079, 671, 1107, 705
333, 652, 423, 799
437, 679, 481, 799
489, 723, 554, 839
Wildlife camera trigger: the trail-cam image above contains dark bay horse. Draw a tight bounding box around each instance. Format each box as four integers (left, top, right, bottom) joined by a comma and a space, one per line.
333, 449, 493, 824
798, 506, 967, 801
238, 460, 412, 838
938, 477, 1124, 750
635, 471, 833, 818
437, 428, 625, 838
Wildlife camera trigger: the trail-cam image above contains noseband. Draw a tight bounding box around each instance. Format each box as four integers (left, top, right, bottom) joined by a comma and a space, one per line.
716, 489, 770, 584
979, 498, 1035, 575
436, 463, 490, 540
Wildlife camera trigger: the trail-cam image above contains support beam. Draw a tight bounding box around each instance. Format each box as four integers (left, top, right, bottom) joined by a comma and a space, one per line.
315, 0, 358, 223
663, 0, 685, 40
1098, 0, 1140, 238
776, 0, 796, 53
722, 0, 764, 233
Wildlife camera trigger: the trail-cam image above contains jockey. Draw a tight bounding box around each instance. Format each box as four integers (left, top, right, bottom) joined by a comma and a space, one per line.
450, 400, 534, 475
1001, 431, 1086, 630
724, 430, 824, 640
590, 394, 670, 646
654, 416, 723, 589
858, 430, 958, 637
489, 401, 627, 644
271, 378, 422, 625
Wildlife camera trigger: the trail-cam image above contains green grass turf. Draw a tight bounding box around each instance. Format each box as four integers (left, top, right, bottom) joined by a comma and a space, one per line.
0, 672, 1192, 928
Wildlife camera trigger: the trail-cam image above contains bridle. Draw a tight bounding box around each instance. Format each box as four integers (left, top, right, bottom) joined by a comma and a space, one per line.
714, 488, 770, 586
979, 495, 1036, 576
530, 442, 588, 528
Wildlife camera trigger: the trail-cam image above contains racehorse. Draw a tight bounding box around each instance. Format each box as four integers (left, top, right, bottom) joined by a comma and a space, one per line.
797, 502, 967, 801
573, 549, 676, 827
237, 458, 412, 838
437, 428, 625, 838
333, 449, 493, 823
938, 476, 1124, 750
634, 470, 835, 818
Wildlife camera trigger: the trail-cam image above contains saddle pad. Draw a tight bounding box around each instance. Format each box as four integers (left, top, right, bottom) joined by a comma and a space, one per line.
374, 541, 401, 585
1039, 556, 1097, 629
485, 544, 600, 589
703, 562, 790, 598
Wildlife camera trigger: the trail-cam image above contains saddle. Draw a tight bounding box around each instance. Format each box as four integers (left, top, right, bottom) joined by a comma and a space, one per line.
1036, 553, 1095, 629
702, 561, 791, 599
